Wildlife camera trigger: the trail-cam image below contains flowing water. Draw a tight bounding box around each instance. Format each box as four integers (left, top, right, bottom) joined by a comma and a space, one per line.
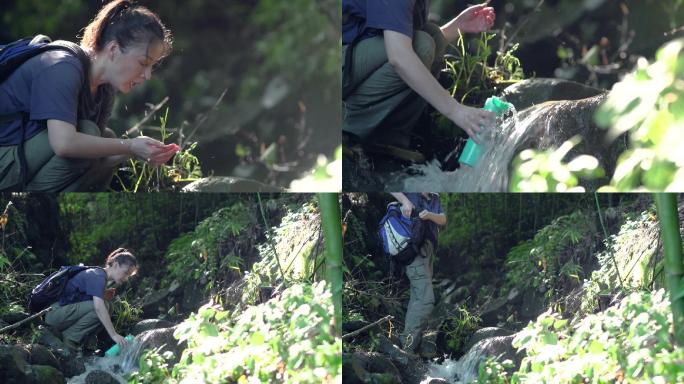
66, 328, 174, 383
66, 336, 141, 384
420, 338, 500, 384
385, 104, 556, 192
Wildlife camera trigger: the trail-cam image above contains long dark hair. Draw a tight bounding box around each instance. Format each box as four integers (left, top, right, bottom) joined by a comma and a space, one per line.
79, 0, 172, 58
105, 247, 138, 275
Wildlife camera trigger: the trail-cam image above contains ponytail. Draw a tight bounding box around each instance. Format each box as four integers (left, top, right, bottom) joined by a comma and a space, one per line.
105, 247, 138, 275
80, 0, 172, 58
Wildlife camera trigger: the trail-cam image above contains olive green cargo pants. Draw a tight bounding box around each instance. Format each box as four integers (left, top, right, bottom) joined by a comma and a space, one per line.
45, 300, 102, 345
342, 23, 447, 148
400, 239, 435, 352
0, 119, 115, 192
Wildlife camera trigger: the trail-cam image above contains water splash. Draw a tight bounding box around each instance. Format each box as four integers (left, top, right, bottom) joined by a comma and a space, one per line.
66, 336, 143, 384
421, 338, 498, 384
398, 104, 562, 192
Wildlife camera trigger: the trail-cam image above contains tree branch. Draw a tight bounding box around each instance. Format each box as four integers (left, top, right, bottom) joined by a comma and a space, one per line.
0, 307, 52, 334
342, 315, 393, 340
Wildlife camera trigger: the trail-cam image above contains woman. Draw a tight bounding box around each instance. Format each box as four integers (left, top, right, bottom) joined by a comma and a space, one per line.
45, 248, 138, 352
342, 1, 496, 160
0, 0, 177, 191
390, 192, 446, 355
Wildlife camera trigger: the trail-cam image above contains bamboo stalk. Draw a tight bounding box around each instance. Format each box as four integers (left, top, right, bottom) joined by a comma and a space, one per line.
653, 193, 684, 346
317, 193, 343, 335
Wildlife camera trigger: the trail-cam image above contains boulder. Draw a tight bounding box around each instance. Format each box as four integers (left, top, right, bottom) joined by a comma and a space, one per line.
182, 176, 284, 192
519, 289, 546, 321
85, 370, 119, 384
342, 351, 403, 384
0, 345, 28, 383
141, 287, 172, 318
26, 364, 64, 384
464, 327, 514, 353
500, 78, 605, 111
507, 287, 522, 305
131, 319, 175, 335
25, 344, 60, 371
479, 296, 509, 326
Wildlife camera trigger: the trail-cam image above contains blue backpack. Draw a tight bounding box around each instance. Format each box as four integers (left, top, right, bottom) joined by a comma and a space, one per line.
378, 202, 426, 265
28, 265, 96, 313
0, 35, 90, 189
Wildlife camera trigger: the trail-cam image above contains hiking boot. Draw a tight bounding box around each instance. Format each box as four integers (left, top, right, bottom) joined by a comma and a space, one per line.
62, 336, 83, 358
418, 331, 438, 359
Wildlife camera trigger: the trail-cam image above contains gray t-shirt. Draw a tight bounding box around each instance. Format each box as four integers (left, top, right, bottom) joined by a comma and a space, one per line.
0, 50, 84, 145
60, 267, 107, 305
0, 50, 114, 145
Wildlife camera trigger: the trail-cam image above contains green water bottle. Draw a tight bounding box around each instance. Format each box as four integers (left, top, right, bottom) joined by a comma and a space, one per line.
104, 334, 135, 357
458, 96, 512, 167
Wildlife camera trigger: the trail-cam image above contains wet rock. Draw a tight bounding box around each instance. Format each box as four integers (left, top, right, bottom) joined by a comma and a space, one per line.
519, 289, 546, 321
0, 345, 28, 383
342, 351, 402, 384
507, 287, 522, 305
417, 330, 438, 359
132, 319, 175, 335
35, 327, 66, 351
182, 176, 285, 192
85, 370, 119, 384
480, 296, 509, 326
55, 353, 85, 378
26, 364, 64, 384
122, 326, 185, 371
500, 78, 605, 111
25, 344, 60, 371
141, 287, 171, 318
423, 379, 449, 384
445, 286, 470, 304
464, 327, 514, 352
181, 282, 204, 313
513, 93, 617, 188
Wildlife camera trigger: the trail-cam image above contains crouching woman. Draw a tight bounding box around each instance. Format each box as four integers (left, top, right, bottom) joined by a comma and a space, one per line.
45, 249, 137, 351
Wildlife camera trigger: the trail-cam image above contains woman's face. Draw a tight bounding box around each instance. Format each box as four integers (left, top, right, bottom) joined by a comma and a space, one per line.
106, 40, 165, 93
110, 261, 136, 284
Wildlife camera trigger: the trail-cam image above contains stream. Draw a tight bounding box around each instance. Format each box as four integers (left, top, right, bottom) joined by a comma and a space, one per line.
66, 327, 174, 383
421, 337, 509, 384
396, 105, 552, 192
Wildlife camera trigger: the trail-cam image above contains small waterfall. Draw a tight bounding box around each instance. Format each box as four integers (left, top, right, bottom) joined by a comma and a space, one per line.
399, 104, 574, 192
65, 334, 148, 384
421, 338, 502, 384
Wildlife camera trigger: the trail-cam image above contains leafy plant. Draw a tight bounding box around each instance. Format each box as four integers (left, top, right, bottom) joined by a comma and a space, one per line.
168, 281, 340, 383
510, 290, 684, 383
504, 211, 593, 297
475, 358, 514, 384
164, 201, 255, 292
593, 38, 684, 191
442, 305, 481, 352
510, 136, 605, 192
127, 347, 176, 384
110, 296, 143, 332
114, 108, 202, 192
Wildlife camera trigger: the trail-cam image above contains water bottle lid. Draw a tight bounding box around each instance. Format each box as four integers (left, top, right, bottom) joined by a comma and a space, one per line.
483, 96, 511, 116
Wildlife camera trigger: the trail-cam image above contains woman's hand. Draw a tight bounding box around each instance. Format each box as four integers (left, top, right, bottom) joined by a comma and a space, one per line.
454, 2, 495, 34
418, 210, 432, 220
104, 288, 116, 301
447, 104, 496, 144
129, 138, 179, 165
401, 201, 414, 218
112, 333, 128, 348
